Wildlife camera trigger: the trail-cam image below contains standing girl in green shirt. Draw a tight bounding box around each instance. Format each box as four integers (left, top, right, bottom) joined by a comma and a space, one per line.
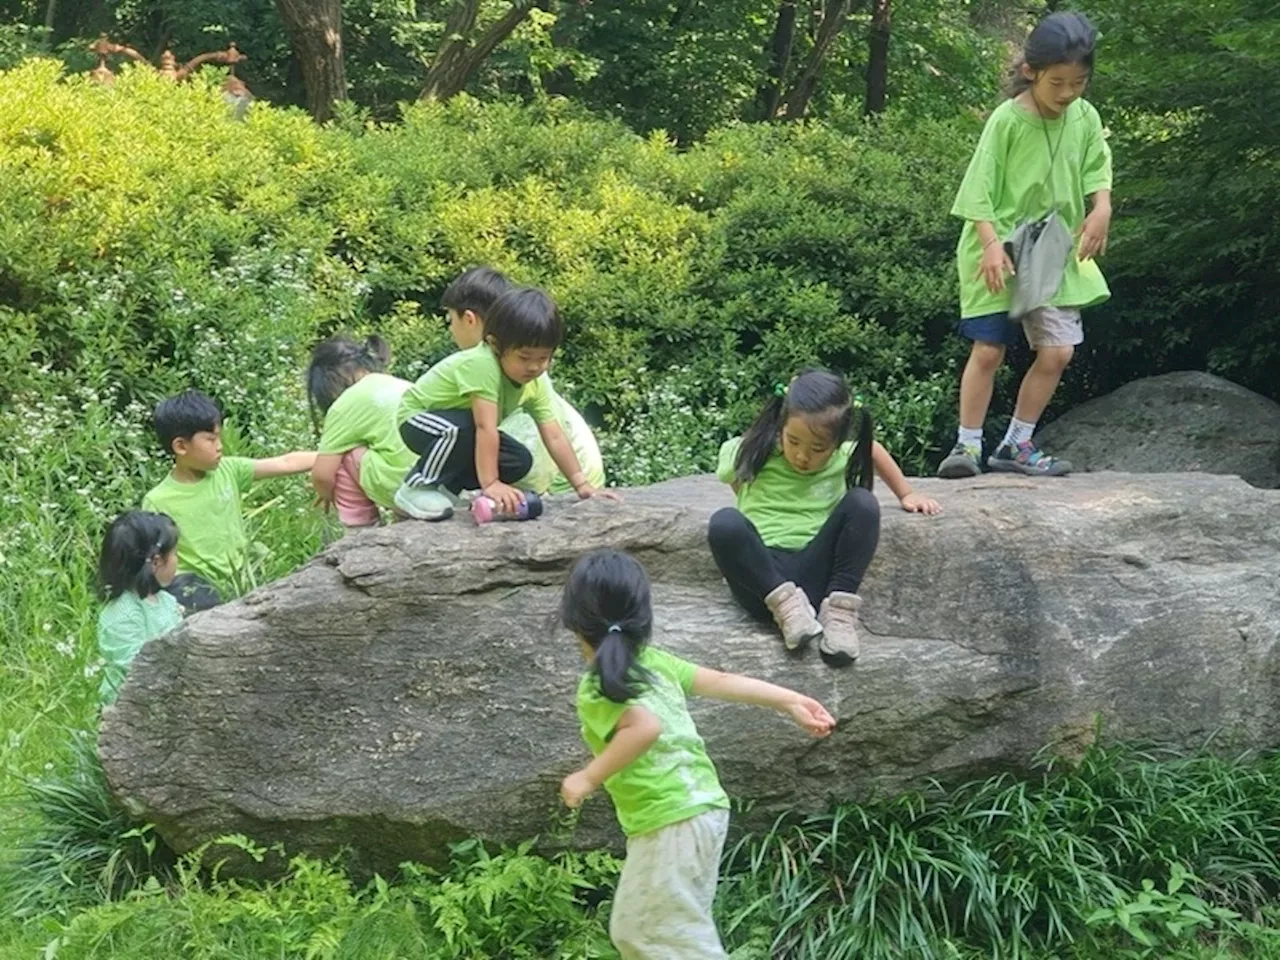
709, 370, 940, 667
560, 549, 835, 960
307, 335, 417, 529
96, 511, 182, 705
938, 11, 1113, 480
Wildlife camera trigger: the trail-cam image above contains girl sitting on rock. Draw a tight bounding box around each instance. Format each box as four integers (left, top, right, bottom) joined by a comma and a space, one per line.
97, 511, 183, 705
560, 548, 835, 960
307, 334, 417, 529
708, 369, 941, 667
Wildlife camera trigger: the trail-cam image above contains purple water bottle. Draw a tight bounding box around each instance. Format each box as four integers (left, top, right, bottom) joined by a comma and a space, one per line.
472, 490, 543, 524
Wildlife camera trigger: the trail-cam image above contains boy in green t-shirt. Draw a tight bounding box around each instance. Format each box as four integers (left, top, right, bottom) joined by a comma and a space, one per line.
394, 284, 615, 521
142, 390, 316, 612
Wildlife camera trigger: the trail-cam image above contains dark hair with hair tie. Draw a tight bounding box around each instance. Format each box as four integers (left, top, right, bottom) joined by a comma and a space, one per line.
305, 334, 393, 433
1008, 11, 1099, 96
98, 511, 179, 601
560, 549, 654, 704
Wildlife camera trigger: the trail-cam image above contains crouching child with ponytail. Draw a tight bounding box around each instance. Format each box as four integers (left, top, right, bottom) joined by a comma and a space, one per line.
709, 370, 941, 667
560, 549, 835, 960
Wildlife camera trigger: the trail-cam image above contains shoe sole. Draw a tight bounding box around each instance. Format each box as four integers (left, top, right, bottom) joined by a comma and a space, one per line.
986, 458, 1072, 477
819, 641, 858, 668
937, 456, 981, 479
392, 492, 455, 522
784, 626, 824, 653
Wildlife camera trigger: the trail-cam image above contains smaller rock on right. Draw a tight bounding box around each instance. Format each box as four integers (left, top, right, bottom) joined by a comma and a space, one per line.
1036, 371, 1280, 488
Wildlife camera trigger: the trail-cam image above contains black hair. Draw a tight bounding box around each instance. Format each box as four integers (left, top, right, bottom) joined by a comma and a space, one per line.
306, 334, 392, 430
1008, 11, 1099, 96
153, 390, 221, 456
440, 266, 513, 320
484, 286, 565, 357
560, 549, 654, 704
735, 368, 874, 491
98, 510, 179, 601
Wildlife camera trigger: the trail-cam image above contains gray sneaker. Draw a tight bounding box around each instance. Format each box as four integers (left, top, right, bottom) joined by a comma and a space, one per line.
764, 581, 824, 652
393, 483, 455, 521
937, 442, 982, 479
817, 591, 861, 667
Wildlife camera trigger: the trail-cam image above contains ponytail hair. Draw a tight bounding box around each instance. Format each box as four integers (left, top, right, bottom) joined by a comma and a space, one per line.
1007, 11, 1099, 96
306, 334, 392, 431
735, 368, 875, 491
98, 511, 179, 602
560, 549, 654, 704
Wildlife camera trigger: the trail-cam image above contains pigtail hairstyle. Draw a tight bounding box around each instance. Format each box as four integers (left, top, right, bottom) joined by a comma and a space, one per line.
560, 549, 654, 704
98, 511, 179, 602
1007, 11, 1099, 96
735, 368, 875, 491
306, 334, 392, 432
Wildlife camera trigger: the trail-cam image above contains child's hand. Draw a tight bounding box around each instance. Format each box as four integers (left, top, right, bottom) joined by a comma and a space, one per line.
1077, 207, 1111, 260
483, 481, 525, 514
577, 485, 622, 502
977, 241, 1014, 293
560, 770, 597, 808
900, 492, 942, 516
786, 695, 837, 738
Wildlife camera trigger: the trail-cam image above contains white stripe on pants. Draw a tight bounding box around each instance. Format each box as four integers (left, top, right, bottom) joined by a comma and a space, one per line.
405, 411, 459, 486
609, 807, 730, 960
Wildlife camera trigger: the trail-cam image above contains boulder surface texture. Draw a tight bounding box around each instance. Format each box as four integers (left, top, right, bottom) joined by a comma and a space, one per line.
1037, 371, 1280, 488
99, 472, 1280, 877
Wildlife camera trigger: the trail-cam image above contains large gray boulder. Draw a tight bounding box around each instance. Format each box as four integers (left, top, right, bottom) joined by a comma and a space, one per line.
1037, 371, 1280, 488
99, 472, 1280, 877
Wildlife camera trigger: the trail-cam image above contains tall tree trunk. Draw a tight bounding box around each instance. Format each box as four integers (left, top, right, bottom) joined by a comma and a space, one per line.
43, 0, 58, 32
421, 0, 546, 102
864, 0, 890, 115
780, 0, 854, 120
274, 0, 347, 122
755, 1, 797, 120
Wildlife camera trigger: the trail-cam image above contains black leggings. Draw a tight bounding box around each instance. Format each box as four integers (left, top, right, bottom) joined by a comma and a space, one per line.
400, 408, 533, 494
165, 573, 221, 615
707, 488, 881, 620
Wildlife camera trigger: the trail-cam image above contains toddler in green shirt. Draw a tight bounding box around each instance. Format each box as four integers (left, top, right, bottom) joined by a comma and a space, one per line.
142, 390, 316, 611
559, 549, 835, 959
96, 510, 182, 705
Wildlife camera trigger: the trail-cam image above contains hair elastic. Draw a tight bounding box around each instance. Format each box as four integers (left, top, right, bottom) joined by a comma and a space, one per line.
606, 624, 622, 634
773, 382, 787, 397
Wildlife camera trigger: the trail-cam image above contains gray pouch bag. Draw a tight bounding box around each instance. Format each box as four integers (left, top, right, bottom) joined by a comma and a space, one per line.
1004, 210, 1073, 319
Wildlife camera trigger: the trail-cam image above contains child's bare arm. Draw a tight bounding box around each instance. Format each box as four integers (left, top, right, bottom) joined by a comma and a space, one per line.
253, 451, 317, 480
537, 420, 618, 501
691, 668, 835, 738
871, 441, 941, 515
560, 706, 661, 807
472, 396, 522, 512
311, 453, 343, 504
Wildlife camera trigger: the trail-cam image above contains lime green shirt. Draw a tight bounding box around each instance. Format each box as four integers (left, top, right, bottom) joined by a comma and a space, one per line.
97, 590, 182, 704
318, 373, 417, 509
142, 456, 256, 587
952, 97, 1113, 319
397, 344, 558, 426
717, 437, 852, 550
576, 648, 729, 838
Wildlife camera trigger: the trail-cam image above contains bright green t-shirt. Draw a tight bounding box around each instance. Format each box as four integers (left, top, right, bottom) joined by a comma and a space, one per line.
142, 456, 256, 587
576, 647, 729, 838
318, 373, 417, 509
97, 590, 183, 704
952, 97, 1113, 319
397, 344, 557, 426
717, 437, 852, 551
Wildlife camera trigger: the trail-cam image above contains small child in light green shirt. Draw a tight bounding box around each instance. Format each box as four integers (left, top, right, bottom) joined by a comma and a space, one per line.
96, 511, 183, 705
559, 549, 836, 959
142, 390, 316, 611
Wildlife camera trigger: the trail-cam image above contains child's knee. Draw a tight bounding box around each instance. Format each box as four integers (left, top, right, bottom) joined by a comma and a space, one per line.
1034, 345, 1074, 373
840, 487, 881, 525
708, 507, 750, 549
968, 341, 1007, 373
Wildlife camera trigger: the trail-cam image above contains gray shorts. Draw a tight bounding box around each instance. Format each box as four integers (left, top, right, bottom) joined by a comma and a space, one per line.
957, 306, 1084, 349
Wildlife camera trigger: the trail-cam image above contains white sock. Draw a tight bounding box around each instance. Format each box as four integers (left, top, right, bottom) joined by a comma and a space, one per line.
1002, 417, 1036, 448
957, 426, 983, 450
